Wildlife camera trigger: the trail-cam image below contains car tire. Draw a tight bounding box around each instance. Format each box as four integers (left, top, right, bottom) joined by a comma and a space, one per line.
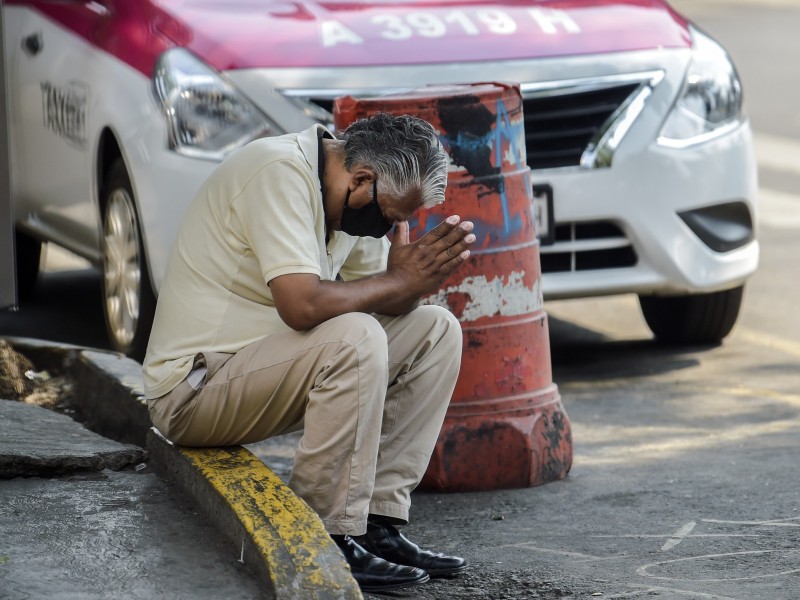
101, 159, 156, 361
638, 286, 744, 345
14, 228, 42, 302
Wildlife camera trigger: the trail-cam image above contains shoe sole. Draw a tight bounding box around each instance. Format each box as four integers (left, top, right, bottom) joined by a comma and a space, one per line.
427, 565, 468, 578
359, 573, 430, 593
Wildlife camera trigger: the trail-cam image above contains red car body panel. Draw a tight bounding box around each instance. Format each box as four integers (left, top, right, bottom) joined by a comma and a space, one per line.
6, 0, 691, 75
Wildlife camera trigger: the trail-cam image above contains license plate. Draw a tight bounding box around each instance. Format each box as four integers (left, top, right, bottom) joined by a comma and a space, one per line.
532, 184, 555, 245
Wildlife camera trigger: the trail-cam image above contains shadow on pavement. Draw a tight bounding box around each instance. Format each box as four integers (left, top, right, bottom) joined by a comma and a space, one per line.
0, 269, 109, 351
548, 314, 707, 382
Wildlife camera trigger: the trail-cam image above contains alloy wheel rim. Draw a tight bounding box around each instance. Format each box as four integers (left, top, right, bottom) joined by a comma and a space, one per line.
103, 189, 141, 350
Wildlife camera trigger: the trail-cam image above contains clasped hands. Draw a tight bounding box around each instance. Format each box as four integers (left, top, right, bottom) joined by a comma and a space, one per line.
387, 215, 476, 299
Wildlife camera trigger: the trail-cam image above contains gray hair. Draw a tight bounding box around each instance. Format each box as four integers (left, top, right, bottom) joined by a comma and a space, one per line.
340, 113, 449, 209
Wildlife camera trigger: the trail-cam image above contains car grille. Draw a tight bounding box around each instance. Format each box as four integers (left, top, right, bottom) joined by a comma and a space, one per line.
540, 221, 637, 273
306, 79, 643, 172
523, 83, 640, 170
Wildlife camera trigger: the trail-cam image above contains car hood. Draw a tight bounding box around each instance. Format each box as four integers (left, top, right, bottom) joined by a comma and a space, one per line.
153, 0, 692, 70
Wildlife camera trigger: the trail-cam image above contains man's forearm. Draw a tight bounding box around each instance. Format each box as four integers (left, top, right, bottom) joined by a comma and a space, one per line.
315, 275, 420, 320
272, 272, 420, 331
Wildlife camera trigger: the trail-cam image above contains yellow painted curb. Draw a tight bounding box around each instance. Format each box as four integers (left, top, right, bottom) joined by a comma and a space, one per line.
147, 429, 362, 599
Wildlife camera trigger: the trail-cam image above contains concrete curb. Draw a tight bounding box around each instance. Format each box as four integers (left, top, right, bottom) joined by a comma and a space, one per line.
74, 349, 151, 447
148, 429, 361, 599
5, 337, 361, 599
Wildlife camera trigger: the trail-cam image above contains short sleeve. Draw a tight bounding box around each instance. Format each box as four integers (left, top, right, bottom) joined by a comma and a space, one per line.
231, 159, 323, 284
338, 235, 390, 281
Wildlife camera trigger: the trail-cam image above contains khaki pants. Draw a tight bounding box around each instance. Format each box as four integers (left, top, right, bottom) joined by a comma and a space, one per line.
147, 305, 462, 536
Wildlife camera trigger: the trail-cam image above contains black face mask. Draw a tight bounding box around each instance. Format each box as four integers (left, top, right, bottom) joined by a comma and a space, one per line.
340, 179, 393, 238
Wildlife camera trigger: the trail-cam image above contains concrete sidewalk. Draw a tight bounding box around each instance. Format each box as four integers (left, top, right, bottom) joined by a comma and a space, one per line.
0, 397, 267, 599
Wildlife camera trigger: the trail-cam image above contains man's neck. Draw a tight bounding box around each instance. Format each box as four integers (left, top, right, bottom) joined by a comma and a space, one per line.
321, 138, 347, 233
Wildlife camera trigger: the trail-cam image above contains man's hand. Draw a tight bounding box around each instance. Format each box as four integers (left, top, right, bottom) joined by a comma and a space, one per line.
387, 215, 476, 298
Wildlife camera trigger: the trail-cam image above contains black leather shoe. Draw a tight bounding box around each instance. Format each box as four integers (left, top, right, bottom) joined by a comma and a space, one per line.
331, 534, 430, 592
356, 517, 467, 577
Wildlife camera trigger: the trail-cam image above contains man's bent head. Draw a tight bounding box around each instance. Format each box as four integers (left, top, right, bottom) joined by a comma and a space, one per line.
340, 114, 449, 211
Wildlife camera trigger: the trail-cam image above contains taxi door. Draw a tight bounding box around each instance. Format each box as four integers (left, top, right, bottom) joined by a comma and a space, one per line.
4, 1, 101, 260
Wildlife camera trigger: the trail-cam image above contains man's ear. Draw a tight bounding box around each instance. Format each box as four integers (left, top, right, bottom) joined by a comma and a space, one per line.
348, 167, 376, 192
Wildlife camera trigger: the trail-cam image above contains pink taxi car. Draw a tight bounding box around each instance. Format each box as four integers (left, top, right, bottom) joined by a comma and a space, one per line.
3, 0, 757, 358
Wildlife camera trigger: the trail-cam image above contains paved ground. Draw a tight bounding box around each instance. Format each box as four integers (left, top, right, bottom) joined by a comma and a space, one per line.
408, 309, 800, 600
0, 399, 266, 600
3, 296, 799, 600
250, 321, 800, 600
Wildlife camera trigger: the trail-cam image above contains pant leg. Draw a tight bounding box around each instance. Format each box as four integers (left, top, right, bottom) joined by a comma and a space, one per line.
289, 314, 390, 536
369, 305, 463, 524
147, 312, 390, 536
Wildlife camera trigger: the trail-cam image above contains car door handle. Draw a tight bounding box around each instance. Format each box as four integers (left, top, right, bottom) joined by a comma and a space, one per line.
22, 32, 43, 56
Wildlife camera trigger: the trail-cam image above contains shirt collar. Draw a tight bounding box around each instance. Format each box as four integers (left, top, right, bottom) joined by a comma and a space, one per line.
297, 124, 335, 186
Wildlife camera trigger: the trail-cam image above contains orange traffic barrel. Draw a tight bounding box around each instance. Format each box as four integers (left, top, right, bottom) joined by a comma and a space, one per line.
334, 83, 572, 492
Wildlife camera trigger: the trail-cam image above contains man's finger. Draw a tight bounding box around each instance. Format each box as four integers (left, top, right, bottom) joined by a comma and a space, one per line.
394, 221, 410, 246
418, 215, 461, 244
440, 249, 472, 274
430, 220, 474, 256
438, 231, 475, 263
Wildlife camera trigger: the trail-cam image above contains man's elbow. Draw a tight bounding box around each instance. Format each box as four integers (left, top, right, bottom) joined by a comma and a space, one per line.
277, 303, 323, 331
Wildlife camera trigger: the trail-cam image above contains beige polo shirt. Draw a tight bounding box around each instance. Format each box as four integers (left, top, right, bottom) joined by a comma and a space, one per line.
143, 125, 389, 399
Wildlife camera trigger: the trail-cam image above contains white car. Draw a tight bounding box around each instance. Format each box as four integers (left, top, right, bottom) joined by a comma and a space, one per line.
4, 0, 757, 359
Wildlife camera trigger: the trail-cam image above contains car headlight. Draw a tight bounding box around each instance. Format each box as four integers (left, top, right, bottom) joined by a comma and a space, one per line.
658, 27, 743, 148
153, 48, 282, 161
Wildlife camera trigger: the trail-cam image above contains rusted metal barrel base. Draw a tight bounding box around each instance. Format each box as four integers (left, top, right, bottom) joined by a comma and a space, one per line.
420, 385, 572, 492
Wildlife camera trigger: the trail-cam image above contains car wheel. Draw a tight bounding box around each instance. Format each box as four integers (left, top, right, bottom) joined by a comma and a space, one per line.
14, 228, 42, 302
638, 286, 744, 345
101, 159, 156, 361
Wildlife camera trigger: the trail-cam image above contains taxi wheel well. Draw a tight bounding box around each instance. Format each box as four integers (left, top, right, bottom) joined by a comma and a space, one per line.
95, 129, 156, 289
95, 130, 157, 360
97, 129, 122, 213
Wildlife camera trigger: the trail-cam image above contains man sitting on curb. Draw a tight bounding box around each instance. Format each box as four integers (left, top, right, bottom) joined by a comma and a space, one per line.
143, 113, 474, 593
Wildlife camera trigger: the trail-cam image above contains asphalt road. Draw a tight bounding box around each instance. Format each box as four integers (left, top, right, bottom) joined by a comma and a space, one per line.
2, 1, 799, 598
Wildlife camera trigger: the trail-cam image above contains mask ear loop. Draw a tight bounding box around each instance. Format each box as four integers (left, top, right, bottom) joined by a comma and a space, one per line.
373, 178, 395, 237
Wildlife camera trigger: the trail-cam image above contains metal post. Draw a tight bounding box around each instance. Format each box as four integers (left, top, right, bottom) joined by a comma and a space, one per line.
0, 4, 17, 310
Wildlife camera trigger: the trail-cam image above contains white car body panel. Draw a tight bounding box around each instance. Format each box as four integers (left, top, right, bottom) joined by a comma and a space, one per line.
2, 0, 759, 352
5, 5, 218, 286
